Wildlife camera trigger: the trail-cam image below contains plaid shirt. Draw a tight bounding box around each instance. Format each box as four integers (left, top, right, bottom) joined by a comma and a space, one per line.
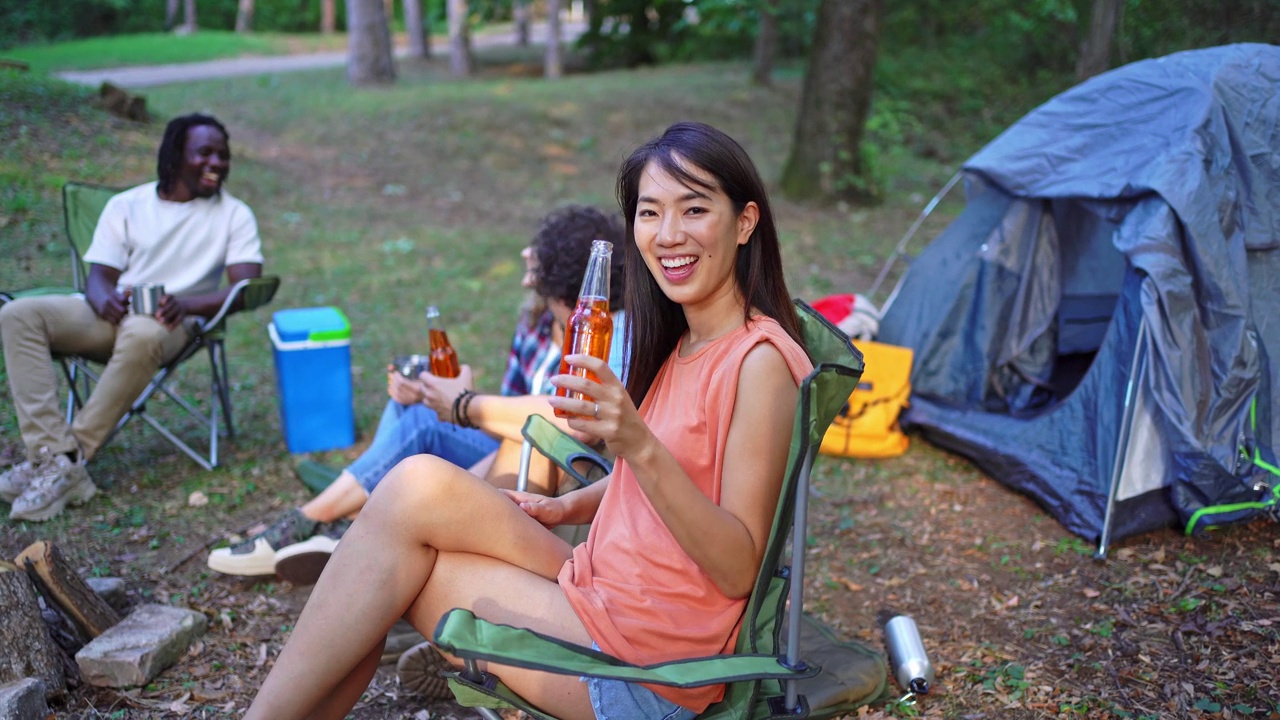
500, 310, 559, 397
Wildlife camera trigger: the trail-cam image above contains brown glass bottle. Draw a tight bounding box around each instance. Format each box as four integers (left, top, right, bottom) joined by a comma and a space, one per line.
555, 240, 614, 418
426, 305, 461, 378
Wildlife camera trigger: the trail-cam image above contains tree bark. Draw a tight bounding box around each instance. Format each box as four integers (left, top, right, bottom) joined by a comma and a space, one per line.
545, 0, 563, 78
752, 0, 779, 86
16, 542, 120, 641
165, 0, 181, 30
182, 0, 197, 33
0, 561, 67, 698
347, 0, 397, 85
235, 0, 255, 33
404, 0, 428, 58
1075, 0, 1124, 81
448, 0, 473, 77
780, 0, 884, 203
321, 0, 337, 33
514, 0, 531, 46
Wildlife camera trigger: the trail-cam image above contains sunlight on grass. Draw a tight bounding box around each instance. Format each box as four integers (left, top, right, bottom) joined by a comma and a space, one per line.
4, 31, 347, 75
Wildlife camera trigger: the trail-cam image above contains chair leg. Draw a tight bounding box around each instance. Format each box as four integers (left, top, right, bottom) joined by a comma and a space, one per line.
213, 341, 235, 439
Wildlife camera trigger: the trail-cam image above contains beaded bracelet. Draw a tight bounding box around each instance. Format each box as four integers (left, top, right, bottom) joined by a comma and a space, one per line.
450, 390, 473, 426
460, 391, 478, 429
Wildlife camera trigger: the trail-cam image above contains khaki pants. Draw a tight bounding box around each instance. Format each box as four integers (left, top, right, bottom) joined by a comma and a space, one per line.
0, 295, 195, 462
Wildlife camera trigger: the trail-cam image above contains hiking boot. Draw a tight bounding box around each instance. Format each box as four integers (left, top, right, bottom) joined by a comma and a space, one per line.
273, 534, 339, 586
8, 450, 96, 522
207, 509, 330, 577
396, 640, 455, 701
381, 619, 427, 664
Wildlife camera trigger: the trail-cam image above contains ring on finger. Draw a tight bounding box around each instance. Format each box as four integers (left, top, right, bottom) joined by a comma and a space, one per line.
593, 402, 599, 418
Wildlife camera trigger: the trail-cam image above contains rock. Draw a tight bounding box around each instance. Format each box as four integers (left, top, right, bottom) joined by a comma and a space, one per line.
85, 577, 128, 613
0, 678, 48, 720
74, 605, 206, 688
98, 82, 149, 122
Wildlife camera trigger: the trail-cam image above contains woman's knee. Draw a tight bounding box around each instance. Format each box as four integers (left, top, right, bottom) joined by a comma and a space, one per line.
370, 455, 458, 512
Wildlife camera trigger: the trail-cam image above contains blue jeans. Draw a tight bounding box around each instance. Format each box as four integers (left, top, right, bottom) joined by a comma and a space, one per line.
345, 401, 501, 495
585, 644, 698, 720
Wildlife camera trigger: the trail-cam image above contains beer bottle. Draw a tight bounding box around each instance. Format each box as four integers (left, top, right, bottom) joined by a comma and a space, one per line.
425, 305, 461, 378
555, 240, 614, 418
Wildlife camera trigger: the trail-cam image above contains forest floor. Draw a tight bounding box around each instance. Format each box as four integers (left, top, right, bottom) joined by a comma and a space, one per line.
1, 35, 1278, 720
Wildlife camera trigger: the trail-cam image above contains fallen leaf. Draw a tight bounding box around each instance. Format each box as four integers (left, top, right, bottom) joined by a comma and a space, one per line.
1082, 588, 1101, 598
187, 491, 209, 507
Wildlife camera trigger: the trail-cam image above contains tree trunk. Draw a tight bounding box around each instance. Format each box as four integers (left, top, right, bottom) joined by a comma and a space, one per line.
752, 0, 779, 86
780, 0, 883, 203
182, 0, 197, 32
321, 0, 337, 33
165, 0, 181, 30
404, 0, 428, 58
514, 0, 531, 46
347, 0, 397, 85
0, 562, 67, 698
1075, 0, 1124, 81
448, 0, 473, 77
16, 542, 120, 641
235, 0, 255, 33
545, 0, 563, 78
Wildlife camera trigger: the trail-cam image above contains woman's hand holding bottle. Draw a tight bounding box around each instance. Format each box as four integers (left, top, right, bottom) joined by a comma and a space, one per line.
420, 365, 475, 419
549, 354, 655, 461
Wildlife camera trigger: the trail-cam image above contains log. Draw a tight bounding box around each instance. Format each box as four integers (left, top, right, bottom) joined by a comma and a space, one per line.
0, 560, 66, 697
16, 542, 120, 640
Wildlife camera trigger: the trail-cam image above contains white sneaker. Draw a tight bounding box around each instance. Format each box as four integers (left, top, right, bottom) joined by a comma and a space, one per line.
9, 450, 96, 522
273, 535, 339, 586
0, 459, 37, 503
207, 538, 279, 576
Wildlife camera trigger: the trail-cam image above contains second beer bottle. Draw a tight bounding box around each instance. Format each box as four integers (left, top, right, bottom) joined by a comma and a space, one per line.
425, 305, 461, 378
554, 239, 613, 418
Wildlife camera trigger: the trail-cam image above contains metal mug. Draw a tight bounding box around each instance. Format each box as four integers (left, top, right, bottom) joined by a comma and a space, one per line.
393, 354, 430, 379
130, 283, 165, 316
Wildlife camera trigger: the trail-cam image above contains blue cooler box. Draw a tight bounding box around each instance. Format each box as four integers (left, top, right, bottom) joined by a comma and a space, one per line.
269, 307, 356, 453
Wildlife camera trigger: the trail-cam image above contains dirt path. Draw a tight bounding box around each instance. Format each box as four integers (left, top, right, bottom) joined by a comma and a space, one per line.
56, 19, 586, 89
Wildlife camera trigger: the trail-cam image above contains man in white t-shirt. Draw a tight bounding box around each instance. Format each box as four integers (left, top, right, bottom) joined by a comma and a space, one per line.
0, 113, 264, 522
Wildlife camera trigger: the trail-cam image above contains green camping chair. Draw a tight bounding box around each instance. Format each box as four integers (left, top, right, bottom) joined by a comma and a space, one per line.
0, 182, 281, 470
431, 300, 888, 720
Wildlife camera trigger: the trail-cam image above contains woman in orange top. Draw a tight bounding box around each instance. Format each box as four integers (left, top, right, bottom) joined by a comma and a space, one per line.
245, 121, 812, 720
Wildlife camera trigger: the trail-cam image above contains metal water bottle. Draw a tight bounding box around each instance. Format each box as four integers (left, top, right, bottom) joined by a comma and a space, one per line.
885, 615, 934, 695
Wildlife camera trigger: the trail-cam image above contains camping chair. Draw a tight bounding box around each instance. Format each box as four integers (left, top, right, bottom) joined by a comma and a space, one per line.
0, 182, 280, 470
431, 300, 888, 720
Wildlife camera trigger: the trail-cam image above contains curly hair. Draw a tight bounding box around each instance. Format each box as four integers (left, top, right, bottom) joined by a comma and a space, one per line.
531, 205, 626, 309
156, 113, 229, 194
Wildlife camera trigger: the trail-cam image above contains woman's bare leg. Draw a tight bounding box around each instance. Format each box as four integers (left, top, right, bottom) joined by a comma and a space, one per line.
244, 455, 576, 720
297, 471, 369, 522
405, 550, 596, 720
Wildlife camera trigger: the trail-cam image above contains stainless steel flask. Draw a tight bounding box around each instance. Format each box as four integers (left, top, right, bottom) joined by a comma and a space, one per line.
884, 615, 934, 695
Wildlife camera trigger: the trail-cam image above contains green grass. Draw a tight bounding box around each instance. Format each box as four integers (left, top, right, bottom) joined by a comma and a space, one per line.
2, 31, 348, 75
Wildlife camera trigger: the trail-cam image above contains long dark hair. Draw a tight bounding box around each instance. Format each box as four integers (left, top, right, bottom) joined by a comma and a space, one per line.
618, 121, 804, 404
156, 113, 229, 194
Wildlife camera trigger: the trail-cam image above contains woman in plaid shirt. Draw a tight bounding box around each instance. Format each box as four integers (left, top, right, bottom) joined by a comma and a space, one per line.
208, 205, 626, 583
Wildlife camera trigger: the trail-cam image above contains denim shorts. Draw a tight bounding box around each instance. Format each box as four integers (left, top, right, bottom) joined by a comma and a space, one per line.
585, 644, 697, 720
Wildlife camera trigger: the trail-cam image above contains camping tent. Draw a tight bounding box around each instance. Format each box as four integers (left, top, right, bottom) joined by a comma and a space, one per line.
878, 43, 1280, 551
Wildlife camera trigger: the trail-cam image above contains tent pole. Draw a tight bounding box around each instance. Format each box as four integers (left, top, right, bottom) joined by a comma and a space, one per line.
870, 170, 963, 310
1097, 317, 1148, 560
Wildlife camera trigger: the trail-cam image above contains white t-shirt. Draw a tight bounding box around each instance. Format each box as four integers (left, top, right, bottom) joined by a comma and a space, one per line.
83, 181, 264, 297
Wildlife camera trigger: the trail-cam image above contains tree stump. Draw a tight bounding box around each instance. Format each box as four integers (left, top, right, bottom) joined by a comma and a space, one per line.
16, 541, 120, 641
0, 561, 66, 697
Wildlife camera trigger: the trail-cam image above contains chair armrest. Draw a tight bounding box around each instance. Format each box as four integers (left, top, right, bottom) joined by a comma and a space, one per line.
521, 415, 612, 488
197, 275, 281, 334
433, 609, 818, 688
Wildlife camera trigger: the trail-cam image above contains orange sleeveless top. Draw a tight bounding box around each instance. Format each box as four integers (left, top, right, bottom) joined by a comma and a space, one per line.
559, 316, 812, 711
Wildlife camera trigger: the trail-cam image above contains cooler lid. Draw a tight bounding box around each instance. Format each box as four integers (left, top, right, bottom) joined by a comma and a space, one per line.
272, 307, 351, 343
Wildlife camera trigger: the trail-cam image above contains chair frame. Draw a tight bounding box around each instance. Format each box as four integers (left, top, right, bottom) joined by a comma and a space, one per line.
432, 300, 875, 720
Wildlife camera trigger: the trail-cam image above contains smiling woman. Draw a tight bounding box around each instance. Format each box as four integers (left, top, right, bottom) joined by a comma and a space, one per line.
242, 122, 811, 720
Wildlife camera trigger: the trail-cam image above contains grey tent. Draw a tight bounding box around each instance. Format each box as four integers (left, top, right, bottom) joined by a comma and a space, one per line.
878, 43, 1280, 552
